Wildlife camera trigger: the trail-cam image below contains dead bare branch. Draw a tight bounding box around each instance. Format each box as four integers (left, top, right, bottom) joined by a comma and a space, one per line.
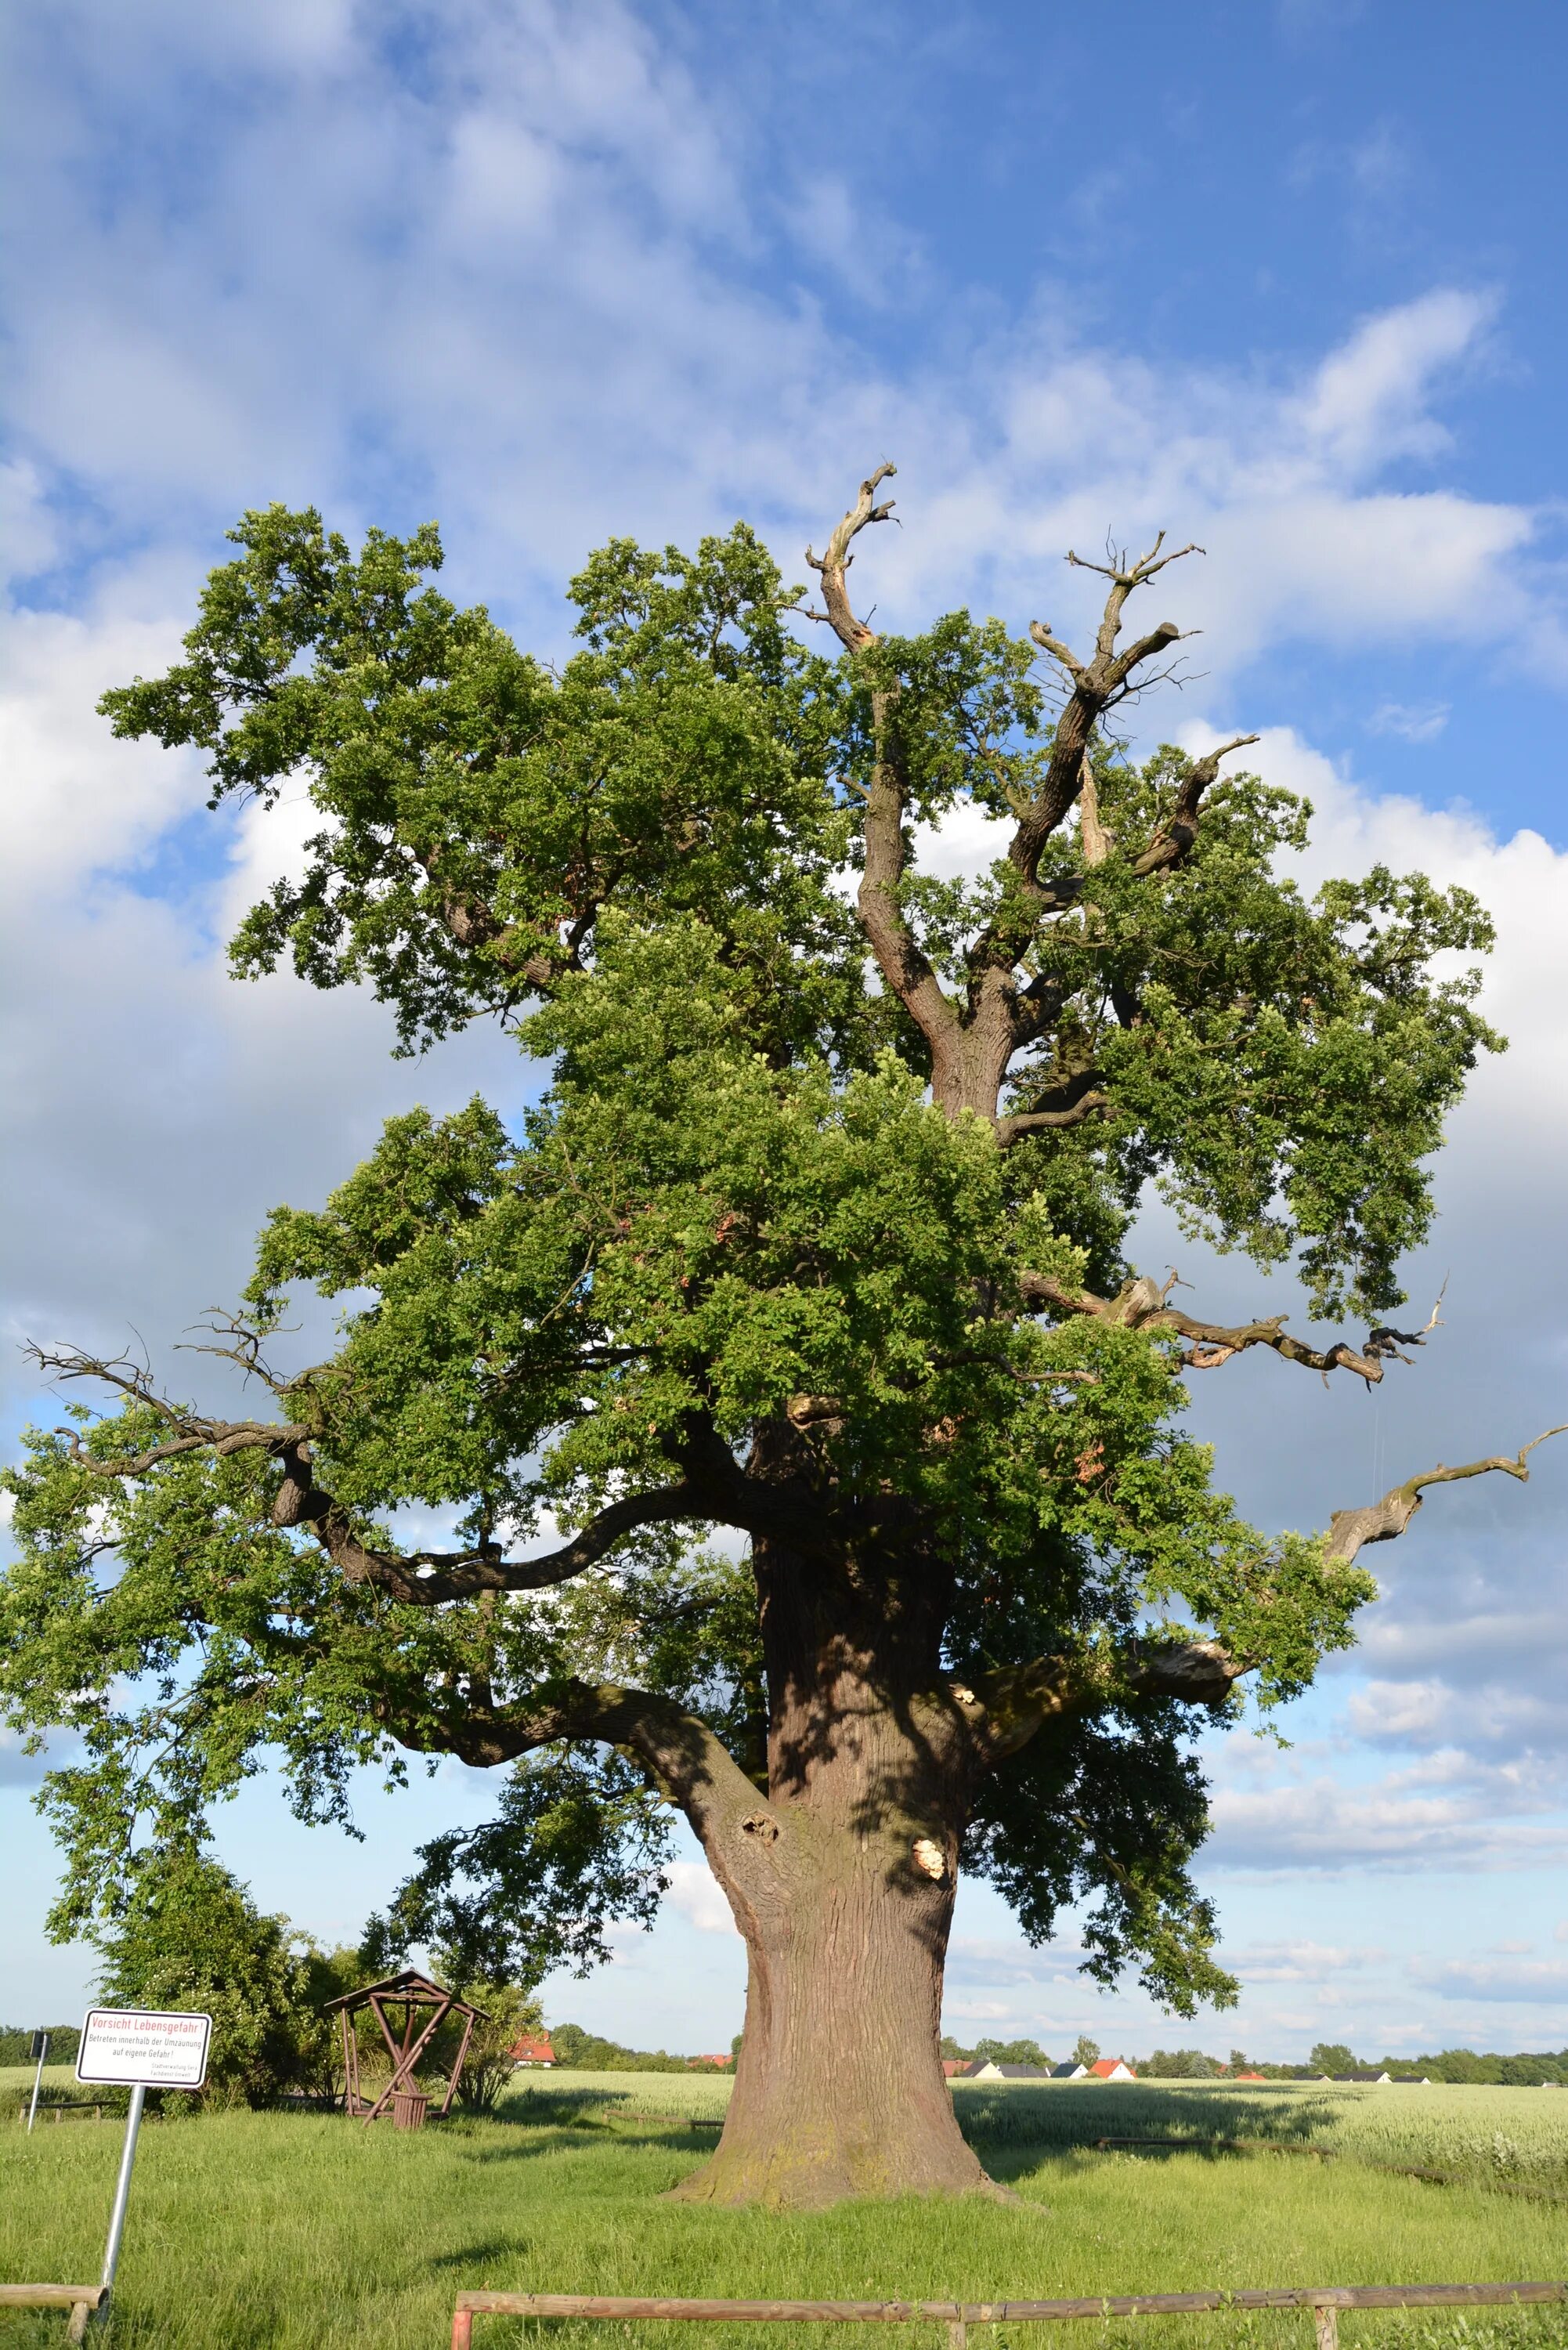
1018, 1271, 1448, 1388
1326, 1426, 1568, 1565
804, 463, 897, 653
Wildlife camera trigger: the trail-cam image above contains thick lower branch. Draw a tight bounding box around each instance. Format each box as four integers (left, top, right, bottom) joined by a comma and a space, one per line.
995, 1079, 1110, 1147
419, 1677, 771, 1852
954, 1637, 1244, 1769
271, 1448, 713, 1601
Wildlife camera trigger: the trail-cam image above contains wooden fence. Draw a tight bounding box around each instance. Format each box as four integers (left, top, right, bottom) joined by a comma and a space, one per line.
0, 2283, 107, 2341
450, 2283, 1568, 2350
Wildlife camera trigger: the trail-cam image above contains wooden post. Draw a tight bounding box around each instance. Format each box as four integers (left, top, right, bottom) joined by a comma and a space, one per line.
361, 1993, 454, 2124
948, 2325, 967, 2350
450, 2308, 473, 2350
441, 2005, 477, 2117
1313, 2308, 1339, 2349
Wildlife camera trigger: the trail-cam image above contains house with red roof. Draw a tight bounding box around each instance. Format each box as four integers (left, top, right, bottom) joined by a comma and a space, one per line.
1087, 2058, 1137, 2081
511, 2034, 555, 2066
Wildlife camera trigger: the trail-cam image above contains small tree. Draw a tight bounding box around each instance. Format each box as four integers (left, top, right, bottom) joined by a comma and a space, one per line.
92, 1850, 334, 2108
2, 472, 1555, 2204
1310, 2042, 1357, 2077
1072, 2035, 1101, 2070
445, 1977, 543, 2112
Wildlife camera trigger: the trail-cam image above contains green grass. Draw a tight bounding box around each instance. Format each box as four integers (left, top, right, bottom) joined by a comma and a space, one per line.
2, 2076, 1563, 2350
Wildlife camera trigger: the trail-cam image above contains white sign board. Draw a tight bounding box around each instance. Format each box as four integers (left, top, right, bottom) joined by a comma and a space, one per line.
77, 2008, 211, 2089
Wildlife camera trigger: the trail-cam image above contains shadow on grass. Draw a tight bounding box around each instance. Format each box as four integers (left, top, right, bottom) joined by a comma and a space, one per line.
456, 2129, 630, 2166
426, 2242, 526, 2271
490, 2093, 629, 2128
956, 2088, 1341, 2154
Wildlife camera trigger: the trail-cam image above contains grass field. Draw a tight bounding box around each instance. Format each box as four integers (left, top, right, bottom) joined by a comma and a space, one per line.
2, 2070, 1565, 2350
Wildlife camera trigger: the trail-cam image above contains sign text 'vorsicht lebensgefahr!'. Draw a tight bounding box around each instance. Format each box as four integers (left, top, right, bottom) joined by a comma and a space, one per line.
77, 2008, 211, 2089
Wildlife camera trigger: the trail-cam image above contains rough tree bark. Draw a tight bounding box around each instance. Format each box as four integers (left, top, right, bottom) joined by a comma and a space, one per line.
678, 1680, 982, 2206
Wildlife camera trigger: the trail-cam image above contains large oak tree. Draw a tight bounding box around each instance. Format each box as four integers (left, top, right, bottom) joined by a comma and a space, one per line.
4, 471, 1553, 2205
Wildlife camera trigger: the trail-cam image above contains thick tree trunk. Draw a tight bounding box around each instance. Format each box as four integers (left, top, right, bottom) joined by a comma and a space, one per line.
668, 1543, 995, 2207
670, 1823, 988, 2207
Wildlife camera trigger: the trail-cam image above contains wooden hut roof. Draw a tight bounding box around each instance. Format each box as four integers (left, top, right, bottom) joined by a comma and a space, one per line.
321, 1967, 486, 2019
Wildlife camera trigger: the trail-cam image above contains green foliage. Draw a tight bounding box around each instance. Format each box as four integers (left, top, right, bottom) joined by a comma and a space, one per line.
89, 1850, 348, 2109
369, 1749, 674, 1990
1142, 2047, 1222, 2077
546, 2023, 710, 2073
0, 2024, 81, 2067
2, 499, 1507, 2041
434, 1976, 544, 2113
970, 2037, 1051, 2066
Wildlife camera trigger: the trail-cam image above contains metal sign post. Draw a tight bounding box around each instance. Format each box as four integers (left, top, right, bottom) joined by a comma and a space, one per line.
75, 2008, 211, 2319
26, 2029, 49, 2134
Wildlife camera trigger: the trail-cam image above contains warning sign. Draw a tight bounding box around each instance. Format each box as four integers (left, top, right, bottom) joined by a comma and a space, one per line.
77, 2008, 211, 2088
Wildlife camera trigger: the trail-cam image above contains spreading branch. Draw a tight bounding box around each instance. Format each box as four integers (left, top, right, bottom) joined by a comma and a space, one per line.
27, 1340, 313, 1472
428, 1676, 778, 1860
1020, 1272, 1444, 1388
26, 1344, 854, 1602
994, 1080, 1111, 1149
269, 1441, 711, 1602
1325, 1427, 1567, 1565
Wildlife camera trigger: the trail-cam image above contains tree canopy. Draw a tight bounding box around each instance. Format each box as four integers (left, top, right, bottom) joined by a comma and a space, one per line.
1, 470, 1544, 2202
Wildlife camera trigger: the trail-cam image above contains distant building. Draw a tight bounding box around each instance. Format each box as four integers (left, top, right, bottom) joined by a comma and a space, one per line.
1326, 2070, 1392, 2084
1231, 2070, 1267, 2083
511, 2034, 555, 2067
941, 2058, 968, 2078
1087, 2059, 1137, 2081
694, 2054, 732, 2067
965, 2060, 1050, 2081
1049, 2062, 1089, 2079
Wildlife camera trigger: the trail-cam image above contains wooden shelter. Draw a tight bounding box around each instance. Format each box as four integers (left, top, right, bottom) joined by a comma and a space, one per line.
323, 1969, 484, 2127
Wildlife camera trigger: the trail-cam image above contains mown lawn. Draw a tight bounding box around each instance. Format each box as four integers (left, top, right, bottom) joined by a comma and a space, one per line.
1, 2077, 1563, 2350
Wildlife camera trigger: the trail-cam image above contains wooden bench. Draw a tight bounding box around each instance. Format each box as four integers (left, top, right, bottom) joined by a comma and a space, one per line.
0, 2283, 107, 2341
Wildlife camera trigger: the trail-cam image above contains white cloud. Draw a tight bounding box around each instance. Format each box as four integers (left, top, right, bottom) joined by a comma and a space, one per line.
1415, 1956, 1568, 2003
1293, 290, 1490, 476
662, 1860, 738, 1936
1345, 1681, 1451, 1741
1367, 700, 1449, 742
1226, 1940, 1386, 1984
1206, 1749, 1568, 1875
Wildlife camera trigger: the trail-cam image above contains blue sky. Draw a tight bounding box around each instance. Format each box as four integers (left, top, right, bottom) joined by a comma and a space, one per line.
3, 0, 1568, 2062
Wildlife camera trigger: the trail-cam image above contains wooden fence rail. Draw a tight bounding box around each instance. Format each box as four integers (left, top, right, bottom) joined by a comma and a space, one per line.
450, 2282, 1568, 2350
0, 2283, 107, 2341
